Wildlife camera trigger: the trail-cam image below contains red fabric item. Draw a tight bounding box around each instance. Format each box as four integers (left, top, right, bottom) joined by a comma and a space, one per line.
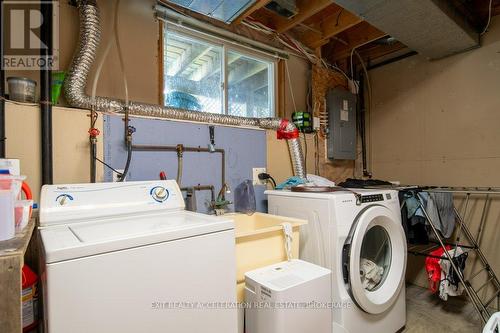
22, 265, 37, 289
425, 245, 451, 293
276, 119, 299, 140
22, 265, 39, 332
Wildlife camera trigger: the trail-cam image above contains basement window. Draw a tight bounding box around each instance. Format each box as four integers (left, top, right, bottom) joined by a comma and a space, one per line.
162, 26, 276, 118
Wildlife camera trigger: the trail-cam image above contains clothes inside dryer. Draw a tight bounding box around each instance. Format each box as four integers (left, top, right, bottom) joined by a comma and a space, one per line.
360, 225, 392, 291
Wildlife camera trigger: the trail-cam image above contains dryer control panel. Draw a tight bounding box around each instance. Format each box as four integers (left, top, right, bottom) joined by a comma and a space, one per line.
360, 194, 384, 203
40, 180, 184, 227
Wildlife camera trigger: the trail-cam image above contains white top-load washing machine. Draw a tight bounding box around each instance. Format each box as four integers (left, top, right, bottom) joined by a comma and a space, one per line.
39, 180, 237, 333
267, 188, 407, 333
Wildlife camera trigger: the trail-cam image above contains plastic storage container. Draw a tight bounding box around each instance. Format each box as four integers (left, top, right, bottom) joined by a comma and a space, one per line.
15, 200, 33, 232
0, 175, 26, 241
7, 77, 36, 103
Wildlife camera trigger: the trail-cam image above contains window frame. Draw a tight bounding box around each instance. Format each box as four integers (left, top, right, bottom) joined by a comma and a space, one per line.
161, 23, 278, 118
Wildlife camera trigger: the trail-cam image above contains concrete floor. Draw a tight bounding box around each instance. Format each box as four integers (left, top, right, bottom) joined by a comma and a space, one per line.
404, 284, 483, 333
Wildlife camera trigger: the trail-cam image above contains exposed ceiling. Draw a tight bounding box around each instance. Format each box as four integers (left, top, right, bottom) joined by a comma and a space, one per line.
162, 0, 500, 71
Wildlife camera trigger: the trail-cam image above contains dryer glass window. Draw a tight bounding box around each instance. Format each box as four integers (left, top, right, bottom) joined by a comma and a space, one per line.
359, 225, 392, 291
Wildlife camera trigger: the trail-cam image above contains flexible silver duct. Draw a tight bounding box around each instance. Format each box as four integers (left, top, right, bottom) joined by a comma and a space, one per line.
64, 0, 305, 178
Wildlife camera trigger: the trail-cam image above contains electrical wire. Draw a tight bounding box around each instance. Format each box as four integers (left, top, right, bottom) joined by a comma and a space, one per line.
481, 0, 493, 35
241, 17, 352, 81
302, 131, 308, 176
314, 131, 320, 175
285, 60, 297, 113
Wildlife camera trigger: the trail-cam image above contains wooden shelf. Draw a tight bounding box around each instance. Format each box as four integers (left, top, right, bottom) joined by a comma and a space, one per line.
0, 219, 36, 333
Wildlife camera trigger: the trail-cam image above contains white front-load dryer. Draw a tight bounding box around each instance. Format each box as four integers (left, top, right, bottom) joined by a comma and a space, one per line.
266, 188, 406, 333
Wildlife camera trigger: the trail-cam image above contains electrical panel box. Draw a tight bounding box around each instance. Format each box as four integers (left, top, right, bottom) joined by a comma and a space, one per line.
327, 88, 357, 160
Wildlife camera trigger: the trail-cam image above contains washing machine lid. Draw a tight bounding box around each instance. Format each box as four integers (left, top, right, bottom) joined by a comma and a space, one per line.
40, 210, 234, 263
342, 205, 407, 315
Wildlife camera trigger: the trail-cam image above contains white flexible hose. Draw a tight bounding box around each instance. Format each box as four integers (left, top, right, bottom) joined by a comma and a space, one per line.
90, 0, 129, 108
113, 0, 129, 107
90, 1, 116, 108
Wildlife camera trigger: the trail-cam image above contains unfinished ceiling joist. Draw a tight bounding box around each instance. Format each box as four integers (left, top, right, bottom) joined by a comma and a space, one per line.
274, 0, 333, 33
299, 5, 363, 49
327, 21, 386, 62
232, 0, 273, 25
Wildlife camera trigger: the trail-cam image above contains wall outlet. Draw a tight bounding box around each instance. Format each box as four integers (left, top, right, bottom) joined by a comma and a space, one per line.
252, 167, 267, 185
113, 169, 124, 182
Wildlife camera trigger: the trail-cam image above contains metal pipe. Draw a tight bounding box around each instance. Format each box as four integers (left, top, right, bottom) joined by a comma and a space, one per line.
90, 138, 97, 182
366, 51, 418, 71
64, 1, 305, 178
0, 0, 5, 158
476, 194, 490, 245
423, 188, 500, 195
131, 144, 225, 190
176, 144, 183, 185
40, 1, 53, 184
181, 185, 215, 202
453, 206, 500, 292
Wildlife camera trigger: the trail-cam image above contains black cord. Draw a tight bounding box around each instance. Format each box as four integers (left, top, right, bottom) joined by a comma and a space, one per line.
268, 176, 277, 189
118, 141, 132, 182
258, 172, 277, 189
95, 156, 123, 176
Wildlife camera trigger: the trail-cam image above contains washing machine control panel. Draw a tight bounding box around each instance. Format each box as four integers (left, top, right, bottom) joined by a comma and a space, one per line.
40, 180, 184, 226
150, 186, 169, 202
360, 194, 384, 203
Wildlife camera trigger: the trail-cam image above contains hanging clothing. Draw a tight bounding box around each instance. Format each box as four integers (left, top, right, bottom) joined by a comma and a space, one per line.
400, 191, 429, 244
360, 258, 384, 291
439, 247, 468, 301
425, 246, 451, 293
425, 192, 456, 238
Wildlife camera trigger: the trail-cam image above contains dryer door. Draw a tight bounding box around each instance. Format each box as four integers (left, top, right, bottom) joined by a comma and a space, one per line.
342, 205, 407, 314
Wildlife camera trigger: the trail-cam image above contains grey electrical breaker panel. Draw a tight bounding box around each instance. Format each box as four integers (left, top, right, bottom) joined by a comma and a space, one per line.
327, 88, 357, 160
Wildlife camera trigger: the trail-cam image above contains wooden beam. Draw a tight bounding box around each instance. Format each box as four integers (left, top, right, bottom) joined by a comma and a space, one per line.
299, 7, 363, 49
327, 22, 387, 62
275, 0, 333, 33
232, 0, 273, 25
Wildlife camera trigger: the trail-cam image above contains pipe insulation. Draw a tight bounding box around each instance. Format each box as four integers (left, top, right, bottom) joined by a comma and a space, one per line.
64, 0, 305, 178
